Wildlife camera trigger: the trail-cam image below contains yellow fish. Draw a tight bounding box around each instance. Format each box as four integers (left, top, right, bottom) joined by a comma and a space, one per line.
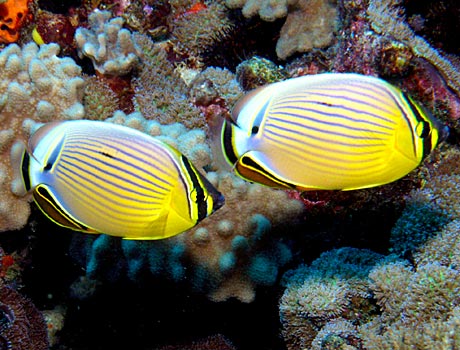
221, 73, 447, 191
11, 120, 224, 239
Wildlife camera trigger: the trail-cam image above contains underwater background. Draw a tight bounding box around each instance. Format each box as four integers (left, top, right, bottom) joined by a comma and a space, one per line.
1, 0, 460, 349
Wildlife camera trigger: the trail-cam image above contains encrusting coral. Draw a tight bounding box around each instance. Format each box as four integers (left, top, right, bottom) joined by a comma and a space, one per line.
0, 42, 84, 232
75, 10, 142, 76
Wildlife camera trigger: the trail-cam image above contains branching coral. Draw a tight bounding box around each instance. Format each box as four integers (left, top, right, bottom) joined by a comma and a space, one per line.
0, 42, 84, 232
75, 10, 142, 75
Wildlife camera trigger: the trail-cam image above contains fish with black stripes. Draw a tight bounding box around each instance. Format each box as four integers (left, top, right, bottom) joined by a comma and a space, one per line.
221, 73, 448, 191
11, 120, 225, 239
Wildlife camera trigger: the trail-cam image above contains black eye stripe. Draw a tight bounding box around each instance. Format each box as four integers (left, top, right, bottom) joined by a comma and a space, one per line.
22, 151, 31, 192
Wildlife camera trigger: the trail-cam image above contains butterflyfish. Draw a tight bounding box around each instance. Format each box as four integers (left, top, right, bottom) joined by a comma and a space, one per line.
222, 73, 448, 191
11, 120, 224, 240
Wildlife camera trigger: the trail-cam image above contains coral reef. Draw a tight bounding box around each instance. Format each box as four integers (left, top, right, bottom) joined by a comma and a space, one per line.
367, 0, 460, 98
132, 34, 211, 129
154, 334, 236, 350
33, 9, 79, 55
280, 146, 460, 350
0, 0, 34, 44
82, 75, 120, 120
276, 0, 338, 60
280, 247, 385, 350
168, 0, 234, 62
0, 0, 458, 348
75, 10, 142, 75
235, 56, 287, 91
225, 0, 338, 60
0, 42, 84, 232
0, 285, 49, 350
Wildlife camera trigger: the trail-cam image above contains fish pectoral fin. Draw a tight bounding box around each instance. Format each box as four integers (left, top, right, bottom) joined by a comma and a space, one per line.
33, 184, 96, 233
235, 151, 297, 190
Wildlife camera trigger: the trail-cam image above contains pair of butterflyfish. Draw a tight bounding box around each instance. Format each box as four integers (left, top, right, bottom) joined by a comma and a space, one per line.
11, 120, 224, 240
12, 73, 446, 239
221, 73, 447, 191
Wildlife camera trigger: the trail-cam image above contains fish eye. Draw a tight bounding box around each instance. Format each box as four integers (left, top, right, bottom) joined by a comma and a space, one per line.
251, 126, 259, 134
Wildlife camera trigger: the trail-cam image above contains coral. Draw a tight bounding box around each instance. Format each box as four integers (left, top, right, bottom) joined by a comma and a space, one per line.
189, 66, 243, 109
75, 10, 142, 75
82, 75, 120, 120
120, 0, 170, 37
276, 146, 460, 350
362, 261, 460, 350
42, 306, 66, 347
235, 56, 287, 91
168, 0, 234, 62
131, 34, 207, 129
311, 318, 362, 350
0, 0, 33, 44
367, 0, 460, 98
276, 0, 338, 60
357, 146, 460, 349
389, 147, 460, 265
154, 334, 236, 350
0, 285, 49, 350
33, 9, 78, 55
225, 0, 338, 60
0, 42, 84, 232
280, 247, 385, 350
225, 0, 295, 21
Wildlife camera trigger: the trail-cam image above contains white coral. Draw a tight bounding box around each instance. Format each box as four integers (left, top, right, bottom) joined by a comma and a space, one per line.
75, 10, 142, 75
0, 42, 84, 232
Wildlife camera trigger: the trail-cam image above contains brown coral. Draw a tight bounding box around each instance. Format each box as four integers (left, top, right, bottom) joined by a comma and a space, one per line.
0, 286, 49, 350
225, 0, 338, 60
132, 34, 207, 129
276, 0, 338, 60
168, 0, 234, 62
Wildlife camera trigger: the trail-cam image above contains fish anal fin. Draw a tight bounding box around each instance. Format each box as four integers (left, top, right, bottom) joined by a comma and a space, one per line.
33, 184, 97, 233
236, 151, 297, 190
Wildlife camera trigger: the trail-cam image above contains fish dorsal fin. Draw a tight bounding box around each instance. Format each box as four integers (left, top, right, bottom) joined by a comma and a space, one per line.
33, 184, 97, 233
